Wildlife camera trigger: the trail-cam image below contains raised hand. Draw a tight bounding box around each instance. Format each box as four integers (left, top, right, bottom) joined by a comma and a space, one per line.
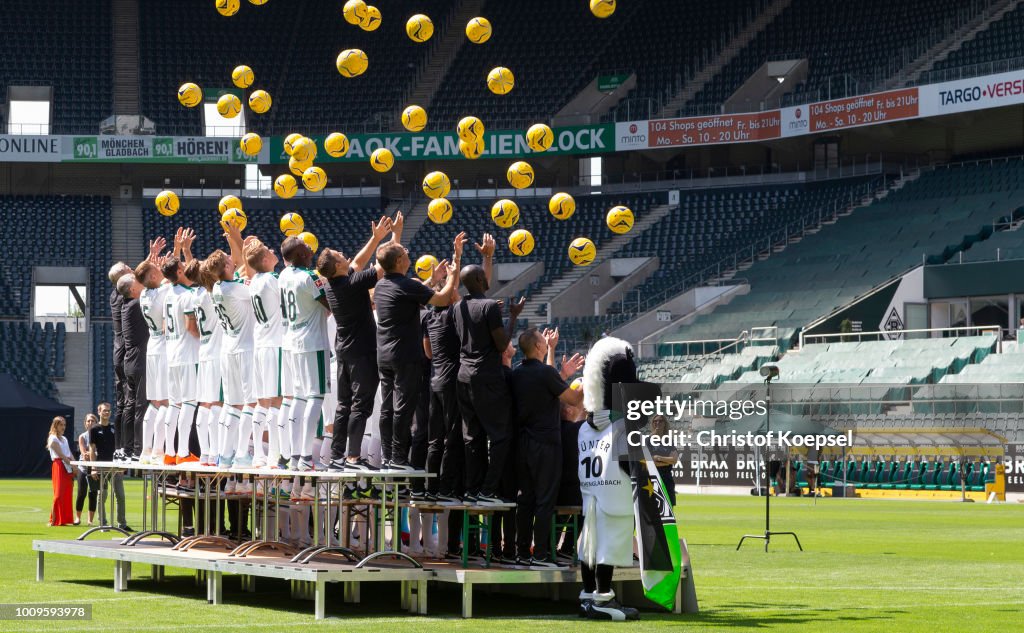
221, 220, 242, 245
391, 210, 404, 235
181, 228, 196, 251
543, 326, 560, 350
371, 215, 392, 241
453, 231, 468, 262
561, 353, 585, 379
474, 233, 496, 258
148, 236, 167, 261
508, 296, 527, 319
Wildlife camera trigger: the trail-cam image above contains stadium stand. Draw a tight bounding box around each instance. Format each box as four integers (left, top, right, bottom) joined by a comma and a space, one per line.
640, 344, 779, 385
0, 0, 111, 134
548, 177, 881, 348
659, 161, 1024, 348
932, 3, 1024, 73
0, 196, 112, 319
0, 321, 64, 399
812, 457, 996, 494
139, 0, 454, 136
685, 0, 986, 111
91, 322, 115, 408
729, 334, 997, 385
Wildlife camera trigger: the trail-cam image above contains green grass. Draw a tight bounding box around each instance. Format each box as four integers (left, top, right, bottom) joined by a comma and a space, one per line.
2, 478, 1023, 632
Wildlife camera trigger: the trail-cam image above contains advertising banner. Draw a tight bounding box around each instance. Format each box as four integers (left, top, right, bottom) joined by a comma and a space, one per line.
646, 111, 781, 147
919, 69, 1024, 117
264, 124, 614, 164
64, 136, 254, 163
0, 135, 62, 162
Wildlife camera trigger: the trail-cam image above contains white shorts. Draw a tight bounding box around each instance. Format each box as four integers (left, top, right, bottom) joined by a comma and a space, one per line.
197, 358, 223, 403
280, 350, 295, 397
321, 355, 338, 432
578, 497, 635, 568
221, 350, 255, 406
293, 350, 330, 397
168, 363, 198, 405
253, 347, 282, 400
145, 354, 168, 401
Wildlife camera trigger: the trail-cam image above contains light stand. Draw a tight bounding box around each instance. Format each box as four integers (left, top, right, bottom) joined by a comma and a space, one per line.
737, 366, 803, 552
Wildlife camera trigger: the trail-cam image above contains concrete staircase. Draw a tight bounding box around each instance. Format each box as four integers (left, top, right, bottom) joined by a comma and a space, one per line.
56, 332, 93, 434
403, 0, 486, 113
656, 0, 793, 118
397, 199, 430, 248
111, 202, 144, 266
111, 0, 141, 115
879, 0, 1022, 90
526, 203, 675, 326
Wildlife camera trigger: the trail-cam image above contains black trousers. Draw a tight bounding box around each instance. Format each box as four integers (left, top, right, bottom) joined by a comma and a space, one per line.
124, 359, 146, 456
433, 382, 463, 496
457, 374, 511, 496
330, 354, 378, 460
113, 355, 126, 450
515, 436, 561, 561
378, 361, 422, 464
409, 363, 432, 491
75, 470, 98, 513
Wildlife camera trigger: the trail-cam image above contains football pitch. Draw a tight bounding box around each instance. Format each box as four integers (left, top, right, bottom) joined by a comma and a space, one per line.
3, 479, 1022, 632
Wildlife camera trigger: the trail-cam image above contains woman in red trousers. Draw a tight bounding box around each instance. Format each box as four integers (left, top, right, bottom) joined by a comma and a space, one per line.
46, 416, 75, 526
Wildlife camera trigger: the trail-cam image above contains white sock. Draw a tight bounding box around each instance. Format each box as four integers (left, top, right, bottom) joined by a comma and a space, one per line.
277, 402, 292, 461
235, 405, 253, 459
217, 406, 232, 459
223, 407, 241, 460
289, 398, 305, 459
152, 406, 167, 455
163, 404, 180, 456
319, 431, 333, 466
196, 407, 210, 457
252, 406, 267, 461
141, 404, 157, 455
208, 405, 222, 457
267, 406, 281, 462
176, 401, 197, 458
300, 396, 324, 457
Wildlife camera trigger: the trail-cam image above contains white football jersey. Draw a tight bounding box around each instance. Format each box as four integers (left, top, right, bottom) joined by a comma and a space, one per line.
140, 283, 170, 356
193, 287, 223, 361
212, 277, 254, 355
249, 271, 287, 349
278, 265, 330, 353
164, 284, 199, 367
577, 414, 634, 516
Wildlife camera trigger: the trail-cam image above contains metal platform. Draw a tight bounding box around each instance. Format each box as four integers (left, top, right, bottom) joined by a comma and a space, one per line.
33, 538, 698, 619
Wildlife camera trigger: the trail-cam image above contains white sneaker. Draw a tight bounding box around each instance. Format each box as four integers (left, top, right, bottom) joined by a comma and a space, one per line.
300, 483, 315, 500
252, 457, 267, 469
280, 480, 293, 495
237, 481, 253, 495
224, 480, 237, 494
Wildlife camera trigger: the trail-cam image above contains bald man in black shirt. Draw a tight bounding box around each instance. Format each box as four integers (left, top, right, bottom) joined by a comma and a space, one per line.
453, 264, 525, 505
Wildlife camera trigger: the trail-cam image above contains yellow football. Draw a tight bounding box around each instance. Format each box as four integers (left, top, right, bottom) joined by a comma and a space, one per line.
231, 65, 254, 89
422, 171, 451, 199
177, 83, 202, 107
298, 231, 319, 253
606, 205, 634, 234
336, 49, 369, 78
549, 192, 576, 220
590, 0, 616, 18
279, 212, 304, 236
457, 116, 485, 143
218, 195, 242, 214
568, 237, 597, 266
216, 0, 240, 17
155, 190, 179, 216
506, 160, 535, 189
415, 254, 438, 280
239, 132, 262, 157
360, 5, 382, 31
342, 0, 367, 25
274, 174, 298, 199
370, 148, 394, 172
508, 229, 535, 256
216, 93, 241, 118
487, 66, 515, 95
427, 198, 453, 224
459, 138, 485, 159
406, 14, 434, 42
402, 105, 428, 132
248, 89, 272, 114
221, 208, 247, 231
324, 132, 350, 158
465, 17, 492, 44
302, 166, 328, 192
526, 123, 553, 152
490, 199, 520, 228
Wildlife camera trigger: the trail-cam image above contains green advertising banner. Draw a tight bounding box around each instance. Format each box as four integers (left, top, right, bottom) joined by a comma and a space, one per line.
62, 135, 256, 164
264, 123, 615, 164
597, 73, 630, 92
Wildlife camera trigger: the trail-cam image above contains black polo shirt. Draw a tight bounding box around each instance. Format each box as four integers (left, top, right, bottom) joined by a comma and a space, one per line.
374, 272, 434, 364
326, 267, 379, 360
509, 358, 569, 445
427, 305, 460, 390
453, 292, 504, 383
121, 298, 149, 369
89, 423, 117, 462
